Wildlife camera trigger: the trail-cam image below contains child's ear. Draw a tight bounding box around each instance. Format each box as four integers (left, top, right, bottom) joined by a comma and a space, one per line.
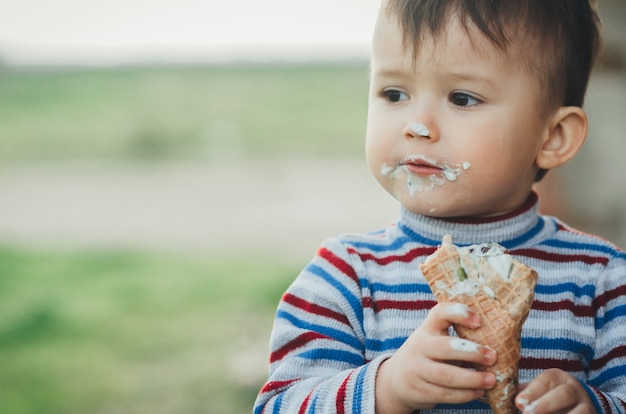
536, 106, 587, 170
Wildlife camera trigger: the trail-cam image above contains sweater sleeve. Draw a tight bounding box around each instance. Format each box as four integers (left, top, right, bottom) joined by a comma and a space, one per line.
585, 253, 626, 413
254, 237, 387, 414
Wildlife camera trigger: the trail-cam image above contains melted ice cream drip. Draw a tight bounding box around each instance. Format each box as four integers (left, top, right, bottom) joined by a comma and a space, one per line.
381, 156, 471, 196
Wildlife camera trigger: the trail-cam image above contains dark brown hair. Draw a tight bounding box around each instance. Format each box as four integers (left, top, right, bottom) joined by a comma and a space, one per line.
385, 0, 602, 110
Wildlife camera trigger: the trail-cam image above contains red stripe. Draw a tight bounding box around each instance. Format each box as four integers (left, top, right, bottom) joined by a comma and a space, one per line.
589, 345, 626, 371
260, 379, 298, 394
271, 331, 330, 363
347, 246, 436, 265
283, 293, 350, 326
362, 297, 436, 312
514, 248, 609, 266
593, 284, 626, 310
520, 357, 584, 372
319, 247, 359, 284
596, 389, 612, 413
532, 299, 594, 318
336, 372, 351, 414
298, 392, 313, 414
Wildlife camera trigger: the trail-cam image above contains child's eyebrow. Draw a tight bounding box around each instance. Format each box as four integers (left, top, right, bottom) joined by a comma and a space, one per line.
371, 68, 410, 78
447, 71, 497, 89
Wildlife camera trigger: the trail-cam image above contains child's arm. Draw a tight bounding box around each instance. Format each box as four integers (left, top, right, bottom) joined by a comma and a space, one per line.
253, 239, 389, 413
254, 239, 496, 413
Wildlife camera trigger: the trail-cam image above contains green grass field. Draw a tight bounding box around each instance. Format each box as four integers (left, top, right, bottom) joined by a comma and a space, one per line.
0, 64, 369, 162
0, 246, 297, 413
0, 63, 371, 413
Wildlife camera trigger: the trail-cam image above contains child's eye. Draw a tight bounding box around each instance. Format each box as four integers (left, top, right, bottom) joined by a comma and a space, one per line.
450, 92, 480, 107
382, 89, 409, 103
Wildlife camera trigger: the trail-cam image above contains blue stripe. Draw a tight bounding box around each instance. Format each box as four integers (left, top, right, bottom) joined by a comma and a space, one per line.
596, 304, 626, 330
542, 238, 626, 259
589, 365, 626, 388
352, 365, 367, 411
308, 394, 320, 414
397, 223, 441, 245
535, 282, 595, 298
306, 263, 364, 329
276, 310, 363, 351
501, 217, 545, 249
272, 392, 284, 414
366, 336, 408, 353
368, 281, 431, 294
347, 235, 414, 252
578, 379, 604, 414
523, 337, 594, 362
299, 348, 364, 366
397, 216, 545, 249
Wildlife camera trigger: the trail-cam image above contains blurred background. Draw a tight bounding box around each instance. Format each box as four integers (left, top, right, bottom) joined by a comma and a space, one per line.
0, 1, 623, 413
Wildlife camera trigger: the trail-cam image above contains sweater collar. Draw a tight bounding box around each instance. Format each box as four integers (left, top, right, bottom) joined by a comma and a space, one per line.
397, 192, 552, 249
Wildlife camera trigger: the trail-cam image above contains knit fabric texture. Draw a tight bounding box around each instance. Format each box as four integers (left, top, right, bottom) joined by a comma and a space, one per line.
254, 194, 626, 413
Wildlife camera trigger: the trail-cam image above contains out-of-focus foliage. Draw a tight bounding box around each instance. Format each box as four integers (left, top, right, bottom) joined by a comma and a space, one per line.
0, 64, 369, 162
0, 246, 295, 413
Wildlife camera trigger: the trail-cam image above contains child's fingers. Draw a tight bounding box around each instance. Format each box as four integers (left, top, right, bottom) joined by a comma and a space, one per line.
416, 376, 488, 406
426, 302, 482, 334
422, 359, 496, 392
387, 355, 495, 409
421, 302, 495, 366
422, 335, 496, 369
516, 369, 593, 414
448, 337, 497, 366
516, 388, 576, 414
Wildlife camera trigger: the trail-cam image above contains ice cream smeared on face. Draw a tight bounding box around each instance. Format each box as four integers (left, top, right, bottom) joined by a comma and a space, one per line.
381, 155, 471, 196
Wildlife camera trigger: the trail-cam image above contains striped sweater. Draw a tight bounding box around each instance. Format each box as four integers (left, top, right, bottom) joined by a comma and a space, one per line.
254, 194, 626, 413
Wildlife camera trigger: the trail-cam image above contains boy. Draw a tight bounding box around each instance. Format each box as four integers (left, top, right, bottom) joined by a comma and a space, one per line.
254, 1, 626, 413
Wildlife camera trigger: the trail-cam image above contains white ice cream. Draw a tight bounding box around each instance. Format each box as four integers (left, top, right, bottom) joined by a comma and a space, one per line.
449, 338, 480, 353
446, 302, 470, 317
410, 122, 430, 137
381, 155, 471, 196
459, 243, 513, 281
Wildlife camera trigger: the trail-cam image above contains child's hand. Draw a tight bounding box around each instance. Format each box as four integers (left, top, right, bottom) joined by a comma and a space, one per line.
375, 302, 497, 414
516, 369, 596, 414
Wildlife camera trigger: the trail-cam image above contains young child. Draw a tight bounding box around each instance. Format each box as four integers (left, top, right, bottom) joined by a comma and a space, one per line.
254, 1, 626, 413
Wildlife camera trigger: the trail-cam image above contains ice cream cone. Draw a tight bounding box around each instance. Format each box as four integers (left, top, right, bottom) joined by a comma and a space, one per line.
420, 235, 538, 414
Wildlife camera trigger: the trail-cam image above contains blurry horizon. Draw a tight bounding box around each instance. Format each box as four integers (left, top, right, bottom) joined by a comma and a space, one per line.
0, 0, 379, 67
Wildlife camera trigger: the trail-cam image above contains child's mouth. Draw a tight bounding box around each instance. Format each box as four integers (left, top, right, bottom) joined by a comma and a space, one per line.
402, 159, 443, 176
381, 155, 471, 196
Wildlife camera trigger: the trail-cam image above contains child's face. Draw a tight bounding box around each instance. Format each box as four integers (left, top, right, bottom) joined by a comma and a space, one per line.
366, 11, 554, 218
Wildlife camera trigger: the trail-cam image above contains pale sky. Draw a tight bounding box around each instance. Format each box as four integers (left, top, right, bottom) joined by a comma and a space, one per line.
0, 0, 380, 65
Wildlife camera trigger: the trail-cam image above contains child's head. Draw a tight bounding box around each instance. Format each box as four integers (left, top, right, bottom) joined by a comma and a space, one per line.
387, 0, 601, 112
365, 0, 601, 218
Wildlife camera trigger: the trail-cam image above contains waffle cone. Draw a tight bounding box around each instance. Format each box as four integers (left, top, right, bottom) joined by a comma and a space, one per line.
420, 235, 538, 414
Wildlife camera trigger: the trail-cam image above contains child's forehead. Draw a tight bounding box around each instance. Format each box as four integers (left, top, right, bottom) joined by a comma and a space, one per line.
371, 9, 548, 108
377, 10, 532, 67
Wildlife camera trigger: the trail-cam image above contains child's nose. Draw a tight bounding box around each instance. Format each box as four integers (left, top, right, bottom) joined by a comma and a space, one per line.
403, 120, 438, 141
